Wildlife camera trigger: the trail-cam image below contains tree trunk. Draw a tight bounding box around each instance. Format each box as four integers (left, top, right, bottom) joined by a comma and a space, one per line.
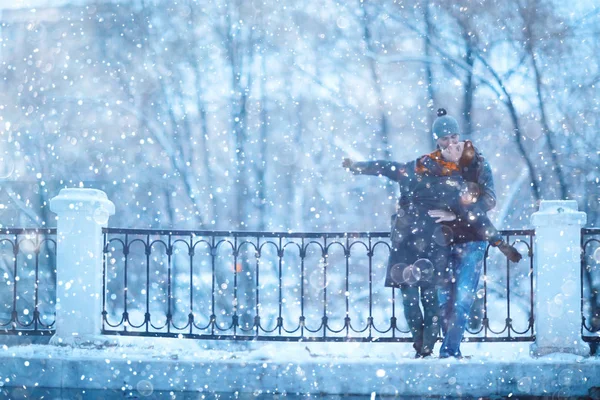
528, 44, 569, 200
224, 2, 254, 230
359, 0, 395, 208
475, 55, 542, 202
424, 1, 438, 150
193, 68, 217, 227
359, 1, 391, 161
505, 95, 542, 202
256, 52, 268, 232
185, 2, 217, 228
462, 40, 475, 137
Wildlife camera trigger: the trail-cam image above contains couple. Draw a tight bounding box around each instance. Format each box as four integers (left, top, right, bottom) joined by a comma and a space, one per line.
343, 109, 522, 359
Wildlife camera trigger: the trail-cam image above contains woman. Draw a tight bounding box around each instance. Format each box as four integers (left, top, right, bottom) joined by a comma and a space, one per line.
343, 140, 520, 358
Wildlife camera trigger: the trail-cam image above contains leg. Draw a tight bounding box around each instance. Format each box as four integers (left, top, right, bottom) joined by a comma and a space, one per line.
400, 285, 424, 354
437, 250, 458, 337
420, 285, 440, 355
438, 244, 461, 357
439, 241, 486, 358
437, 284, 451, 336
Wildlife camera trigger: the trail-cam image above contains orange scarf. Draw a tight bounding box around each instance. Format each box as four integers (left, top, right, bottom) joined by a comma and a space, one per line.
415, 149, 460, 176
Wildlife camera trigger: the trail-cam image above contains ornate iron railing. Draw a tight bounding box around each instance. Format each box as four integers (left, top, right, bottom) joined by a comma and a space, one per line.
582, 228, 600, 343
0, 228, 57, 335
101, 228, 535, 342
466, 230, 534, 341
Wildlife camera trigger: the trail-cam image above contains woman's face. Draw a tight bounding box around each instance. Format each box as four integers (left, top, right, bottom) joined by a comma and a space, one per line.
441, 141, 464, 163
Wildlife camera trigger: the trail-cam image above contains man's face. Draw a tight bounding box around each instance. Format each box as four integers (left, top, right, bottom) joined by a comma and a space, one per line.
436, 134, 460, 150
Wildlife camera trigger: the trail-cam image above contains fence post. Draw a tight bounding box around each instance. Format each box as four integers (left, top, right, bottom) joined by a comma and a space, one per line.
49, 188, 115, 346
530, 200, 588, 356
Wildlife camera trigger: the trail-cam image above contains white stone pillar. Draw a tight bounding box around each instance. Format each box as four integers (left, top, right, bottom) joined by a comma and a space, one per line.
530, 200, 588, 357
49, 188, 115, 346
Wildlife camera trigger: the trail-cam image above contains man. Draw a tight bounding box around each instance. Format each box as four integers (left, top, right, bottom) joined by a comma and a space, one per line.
428, 108, 497, 359
342, 110, 519, 358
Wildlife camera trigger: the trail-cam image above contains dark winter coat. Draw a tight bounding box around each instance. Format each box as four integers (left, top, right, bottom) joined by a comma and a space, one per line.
351, 152, 501, 289
440, 149, 497, 244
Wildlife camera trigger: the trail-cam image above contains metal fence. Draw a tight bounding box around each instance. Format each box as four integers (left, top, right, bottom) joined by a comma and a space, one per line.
0, 228, 57, 336
101, 228, 535, 342
8, 225, 600, 345
582, 228, 600, 343
466, 230, 534, 341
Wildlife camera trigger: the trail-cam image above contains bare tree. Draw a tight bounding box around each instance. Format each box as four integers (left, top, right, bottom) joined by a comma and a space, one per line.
517, 0, 570, 199
423, 1, 438, 149
384, 3, 543, 201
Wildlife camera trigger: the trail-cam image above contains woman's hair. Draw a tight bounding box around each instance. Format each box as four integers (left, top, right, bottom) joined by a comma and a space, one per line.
458, 140, 477, 169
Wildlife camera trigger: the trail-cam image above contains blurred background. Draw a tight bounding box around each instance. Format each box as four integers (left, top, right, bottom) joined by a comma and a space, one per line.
0, 0, 598, 348
0, 0, 597, 232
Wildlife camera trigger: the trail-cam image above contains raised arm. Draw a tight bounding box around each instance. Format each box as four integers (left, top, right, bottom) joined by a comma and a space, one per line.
343, 158, 411, 182
450, 202, 522, 263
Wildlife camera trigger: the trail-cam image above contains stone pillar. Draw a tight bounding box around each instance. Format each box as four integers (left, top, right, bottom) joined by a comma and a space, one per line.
530, 200, 588, 357
49, 188, 115, 346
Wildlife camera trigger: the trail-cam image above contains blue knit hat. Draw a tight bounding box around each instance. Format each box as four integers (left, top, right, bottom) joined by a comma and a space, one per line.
432, 108, 460, 140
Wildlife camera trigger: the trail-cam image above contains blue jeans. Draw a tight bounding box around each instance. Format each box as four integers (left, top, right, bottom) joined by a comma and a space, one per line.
438, 241, 486, 358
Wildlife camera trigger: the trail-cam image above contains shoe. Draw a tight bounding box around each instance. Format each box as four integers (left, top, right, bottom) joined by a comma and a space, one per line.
440, 354, 470, 360
415, 351, 433, 359
439, 351, 464, 359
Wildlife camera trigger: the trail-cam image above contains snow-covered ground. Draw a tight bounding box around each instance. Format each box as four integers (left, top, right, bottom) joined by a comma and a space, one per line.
0, 337, 539, 363
1, 338, 599, 398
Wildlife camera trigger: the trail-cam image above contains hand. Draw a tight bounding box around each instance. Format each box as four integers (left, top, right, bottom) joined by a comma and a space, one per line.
428, 209, 456, 223
498, 241, 522, 263
342, 158, 354, 170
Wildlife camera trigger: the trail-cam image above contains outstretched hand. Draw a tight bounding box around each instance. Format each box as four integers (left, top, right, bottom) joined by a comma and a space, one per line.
498, 242, 523, 263
428, 209, 456, 223
342, 158, 354, 170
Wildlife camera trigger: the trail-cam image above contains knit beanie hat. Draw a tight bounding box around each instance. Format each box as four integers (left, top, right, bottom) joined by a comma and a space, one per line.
432, 108, 460, 140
